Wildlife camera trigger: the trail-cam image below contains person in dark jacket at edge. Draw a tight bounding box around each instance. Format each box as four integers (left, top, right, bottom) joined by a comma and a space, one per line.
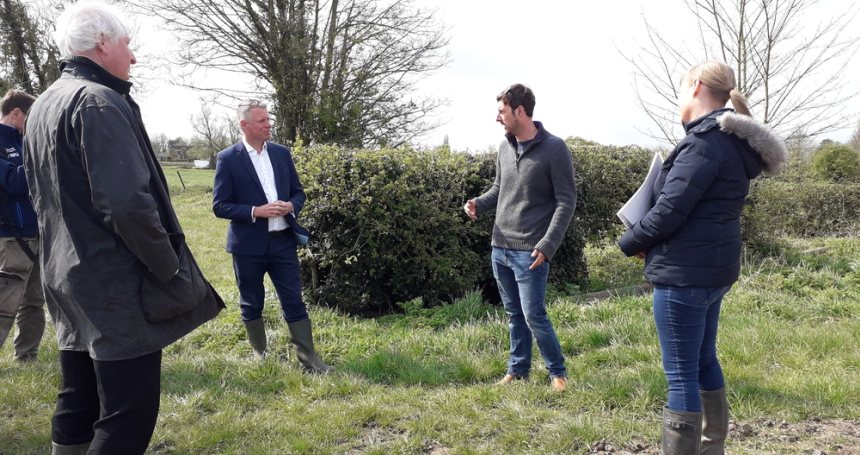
0, 89, 47, 362
617, 61, 787, 455
23, 2, 224, 454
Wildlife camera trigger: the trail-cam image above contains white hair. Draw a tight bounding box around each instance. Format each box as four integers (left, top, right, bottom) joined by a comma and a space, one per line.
53, 1, 131, 56
237, 100, 268, 121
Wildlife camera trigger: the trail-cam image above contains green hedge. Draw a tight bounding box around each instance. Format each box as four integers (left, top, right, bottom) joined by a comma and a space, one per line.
566, 138, 655, 242
292, 145, 481, 314
290, 139, 860, 313
811, 144, 860, 183
744, 180, 860, 239
292, 141, 657, 314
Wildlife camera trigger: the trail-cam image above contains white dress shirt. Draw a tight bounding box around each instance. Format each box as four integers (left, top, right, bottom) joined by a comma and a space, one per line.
244, 138, 287, 232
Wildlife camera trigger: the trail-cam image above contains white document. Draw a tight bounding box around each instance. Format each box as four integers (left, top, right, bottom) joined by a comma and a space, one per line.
617, 152, 664, 229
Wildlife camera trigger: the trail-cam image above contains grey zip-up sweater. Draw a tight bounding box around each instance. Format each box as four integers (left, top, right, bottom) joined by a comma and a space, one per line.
474, 121, 576, 260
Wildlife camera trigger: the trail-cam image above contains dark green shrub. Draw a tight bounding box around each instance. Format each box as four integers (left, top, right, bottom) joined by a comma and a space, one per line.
293, 145, 488, 315
811, 144, 860, 183
743, 180, 860, 241
292, 144, 596, 315
566, 137, 655, 242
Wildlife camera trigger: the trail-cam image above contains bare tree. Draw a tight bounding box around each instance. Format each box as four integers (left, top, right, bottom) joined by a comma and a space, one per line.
122, 0, 448, 148
625, 0, 860, 145
0, 0, 61, 94
150, 133, 170, 160
850, 121, 860, 152
191, 98, 240, 168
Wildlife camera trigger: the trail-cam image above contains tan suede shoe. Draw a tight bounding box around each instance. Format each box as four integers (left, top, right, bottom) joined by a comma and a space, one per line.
496, 374, 525, 385
551, 376, 568, 392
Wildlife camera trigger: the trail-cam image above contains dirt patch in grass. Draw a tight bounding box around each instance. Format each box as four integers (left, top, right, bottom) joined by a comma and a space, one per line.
586, 418, 860, 454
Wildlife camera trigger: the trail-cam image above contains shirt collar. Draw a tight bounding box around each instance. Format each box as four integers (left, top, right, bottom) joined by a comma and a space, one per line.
243, 137, 268, 155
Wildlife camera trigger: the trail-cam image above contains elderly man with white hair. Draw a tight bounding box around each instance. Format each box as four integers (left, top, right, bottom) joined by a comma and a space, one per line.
23, 2, 224, 453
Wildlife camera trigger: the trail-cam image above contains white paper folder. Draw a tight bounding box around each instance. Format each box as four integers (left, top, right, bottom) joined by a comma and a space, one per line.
617, 152, 664, 229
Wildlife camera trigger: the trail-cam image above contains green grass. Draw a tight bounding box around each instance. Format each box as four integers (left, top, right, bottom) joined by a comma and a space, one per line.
1, 172, 858, 454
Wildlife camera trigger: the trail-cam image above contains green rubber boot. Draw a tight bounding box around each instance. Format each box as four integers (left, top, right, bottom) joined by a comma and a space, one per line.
243, 318, 267, 359
287, 318, 333, 374
700, 388, 729, 454
662, 407, 702, 455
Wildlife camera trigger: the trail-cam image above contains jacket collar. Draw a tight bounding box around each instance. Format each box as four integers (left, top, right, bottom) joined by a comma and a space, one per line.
683, 108, 733, 134
60, 56, 133, 95
717, 111, 788, 176
0, 123, 20, 141
505, 120, 547, 154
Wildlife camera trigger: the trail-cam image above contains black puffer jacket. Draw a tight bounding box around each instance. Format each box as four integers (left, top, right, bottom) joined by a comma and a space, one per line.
618, 108, 786, 287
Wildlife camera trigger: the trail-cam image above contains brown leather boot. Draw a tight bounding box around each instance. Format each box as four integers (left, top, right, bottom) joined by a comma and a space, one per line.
496, 373, 528, 385
550, 376, 568, 392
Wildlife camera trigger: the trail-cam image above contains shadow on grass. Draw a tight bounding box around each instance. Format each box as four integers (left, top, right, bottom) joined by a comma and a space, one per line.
374, 291, 505, 330
730, 375, 855, 418
744, 237, 859, 274
160, 347, 491, 394
341, 349, 487, 387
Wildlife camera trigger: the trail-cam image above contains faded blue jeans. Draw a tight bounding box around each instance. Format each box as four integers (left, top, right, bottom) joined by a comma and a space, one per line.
492, 247, 566, 379
653, 284, 732, 412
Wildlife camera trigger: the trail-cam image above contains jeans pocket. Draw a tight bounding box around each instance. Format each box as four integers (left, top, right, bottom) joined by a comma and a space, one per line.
688, 287, 708, 305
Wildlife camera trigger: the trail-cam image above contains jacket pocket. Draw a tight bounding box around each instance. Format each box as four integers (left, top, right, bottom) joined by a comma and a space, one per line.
140, 235, 208, 323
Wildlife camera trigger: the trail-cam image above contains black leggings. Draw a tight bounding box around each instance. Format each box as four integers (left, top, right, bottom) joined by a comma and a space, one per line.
52, 350, 162, 454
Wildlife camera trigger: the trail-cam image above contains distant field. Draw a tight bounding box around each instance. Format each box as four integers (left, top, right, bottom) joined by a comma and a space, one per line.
162, 164, 216, 191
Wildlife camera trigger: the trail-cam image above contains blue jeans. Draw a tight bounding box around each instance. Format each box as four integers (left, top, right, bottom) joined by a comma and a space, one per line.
653, 284, 732, 412
492, 247, 566, 379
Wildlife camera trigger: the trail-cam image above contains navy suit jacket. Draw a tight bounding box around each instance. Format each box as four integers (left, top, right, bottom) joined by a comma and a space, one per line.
213, 141, 306, 256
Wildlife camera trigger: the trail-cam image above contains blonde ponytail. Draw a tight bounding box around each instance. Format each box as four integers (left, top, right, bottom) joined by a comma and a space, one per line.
687, 61, 752, 116
729, 88, 751, 116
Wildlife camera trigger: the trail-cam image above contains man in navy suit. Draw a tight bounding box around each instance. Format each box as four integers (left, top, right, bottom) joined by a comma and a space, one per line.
213, 100, 331, 373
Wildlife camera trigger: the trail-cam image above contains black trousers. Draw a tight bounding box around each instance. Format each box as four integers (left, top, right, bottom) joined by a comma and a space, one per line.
52, 350, 162, 454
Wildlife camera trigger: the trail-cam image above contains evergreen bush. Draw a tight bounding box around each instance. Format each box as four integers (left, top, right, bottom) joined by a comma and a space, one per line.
292, 142, 635, 315
744, 180, 860, 240
293, 145, 489, 315
811, 144, 860, 183
566, 138, 655, 242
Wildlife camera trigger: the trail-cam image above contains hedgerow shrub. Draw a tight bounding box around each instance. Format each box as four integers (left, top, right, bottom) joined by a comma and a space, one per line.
743, 180, 860, 240
292, 145, 489, 315
292, 143, 615, 315
811, 144, 860, 183
566, 137, 655, 242
290, 138, 659, 315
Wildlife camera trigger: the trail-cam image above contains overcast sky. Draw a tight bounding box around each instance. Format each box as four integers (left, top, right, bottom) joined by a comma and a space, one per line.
131, 0, 860, 151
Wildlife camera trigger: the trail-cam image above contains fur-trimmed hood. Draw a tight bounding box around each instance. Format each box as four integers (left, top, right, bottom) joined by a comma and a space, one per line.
717, 111, 787, 176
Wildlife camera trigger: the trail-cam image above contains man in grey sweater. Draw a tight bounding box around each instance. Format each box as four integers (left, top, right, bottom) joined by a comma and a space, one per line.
464, 83, 576, 392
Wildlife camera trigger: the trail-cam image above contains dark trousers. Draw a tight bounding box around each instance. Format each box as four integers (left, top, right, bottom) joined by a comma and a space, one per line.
52, 350, 162, 454
233, 233, 307, 323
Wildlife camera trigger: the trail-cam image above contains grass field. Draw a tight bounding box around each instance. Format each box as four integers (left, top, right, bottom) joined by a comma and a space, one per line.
1, 169, 858, 454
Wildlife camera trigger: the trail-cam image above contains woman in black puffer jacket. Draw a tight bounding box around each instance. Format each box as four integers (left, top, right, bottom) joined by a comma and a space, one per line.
618, 61, 786, 455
